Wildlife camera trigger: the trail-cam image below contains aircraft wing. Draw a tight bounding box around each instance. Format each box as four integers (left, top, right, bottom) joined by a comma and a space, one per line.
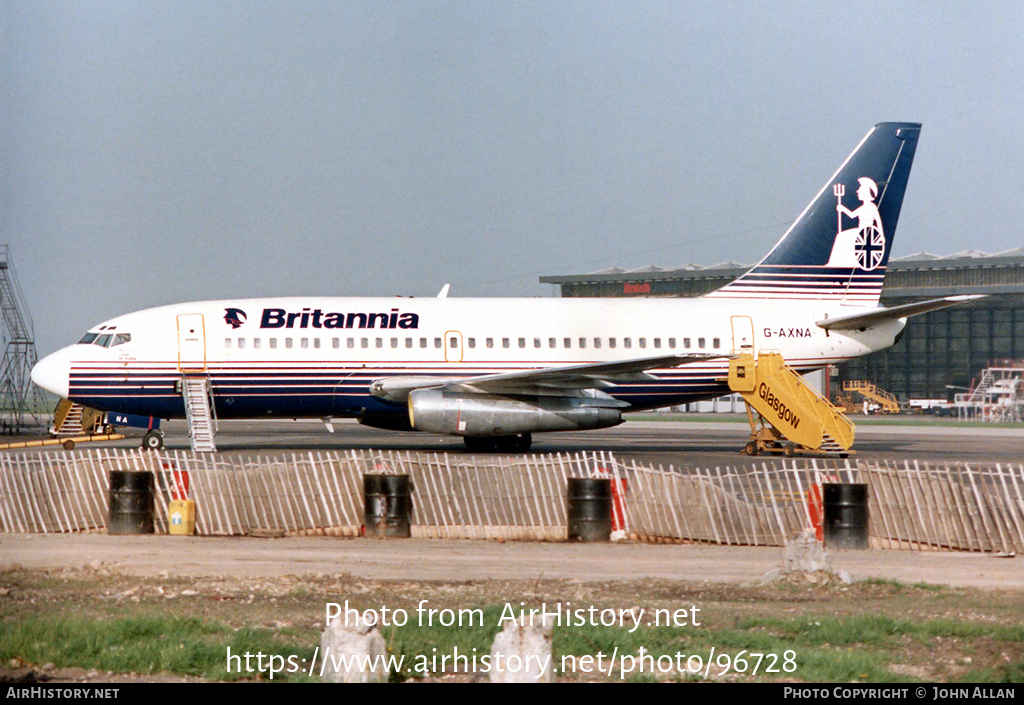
815, 295, 986, 331
370, 353, 729, 402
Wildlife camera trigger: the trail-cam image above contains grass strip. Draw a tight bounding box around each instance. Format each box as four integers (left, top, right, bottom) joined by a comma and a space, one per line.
4, 607, 1022, 682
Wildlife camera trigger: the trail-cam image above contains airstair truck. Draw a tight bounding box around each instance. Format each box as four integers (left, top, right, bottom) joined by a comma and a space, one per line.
728, 352, 855, 456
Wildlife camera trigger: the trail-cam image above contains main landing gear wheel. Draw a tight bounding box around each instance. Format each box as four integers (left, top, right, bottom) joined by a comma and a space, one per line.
464, 436, 496, 452
464, 433, 533, 453
498, 433, 532, 453
142, 430, 164, 451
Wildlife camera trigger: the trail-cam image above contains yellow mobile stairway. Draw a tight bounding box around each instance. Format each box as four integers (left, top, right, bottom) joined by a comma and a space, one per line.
841, 380, 900, 414
728, 352, 855, 457
0, 399, 124, 451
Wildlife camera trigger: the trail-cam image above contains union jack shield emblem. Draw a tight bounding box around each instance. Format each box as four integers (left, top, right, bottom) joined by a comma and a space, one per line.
854, 225, 885, 270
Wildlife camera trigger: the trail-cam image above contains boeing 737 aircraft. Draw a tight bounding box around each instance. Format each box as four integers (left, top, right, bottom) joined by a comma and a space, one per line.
31, 123, 978, 451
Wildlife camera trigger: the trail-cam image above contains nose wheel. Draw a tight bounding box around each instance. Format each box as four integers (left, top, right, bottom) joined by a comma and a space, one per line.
142, 430, 164, 450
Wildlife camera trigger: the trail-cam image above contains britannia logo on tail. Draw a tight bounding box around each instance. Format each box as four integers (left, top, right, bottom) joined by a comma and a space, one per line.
826, 177, 886, 270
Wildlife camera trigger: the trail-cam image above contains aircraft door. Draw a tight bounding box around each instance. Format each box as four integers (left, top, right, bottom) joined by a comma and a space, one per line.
177, 313, 207, 373
730, 315, 755, 355
444, 330, 464, 363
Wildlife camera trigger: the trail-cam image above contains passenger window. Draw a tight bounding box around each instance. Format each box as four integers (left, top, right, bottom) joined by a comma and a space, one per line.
225, 338, 232, 349
533, 338, 541, 348
668, 338, 676, 349
376, 338, 383, 348
285, 338, 293, 349
623, 338, 631, 349
314, 338, 321, 349
549, 338, 556, 348
112, 333, 131, 346
518, 338, 526, 348
332, 338, 340, 349
609, 338, 616, 349
639, 338, 646, 349
301, 338, 308, 349
449, 336, 458, 348
486, 338, 494, 348
698, 337, 706, 349
653, 338, 661, 349
389, 337, 398, 348
420, 338, 427, 348
347, 338, 355, 349
253, 338, 261, 349
238, 338, 246, 349
713, 338, 720, 349
684, 338, 691, 349
468, 338, 475, 349
270, 338, 277, 349
434, 338, 441, 348
502, 338, 510, 349
405, 338, 413, 348
361, 338, 368, 348
579, 338, 586, 349
564, 338, 572, 348
594, 338, 601, 349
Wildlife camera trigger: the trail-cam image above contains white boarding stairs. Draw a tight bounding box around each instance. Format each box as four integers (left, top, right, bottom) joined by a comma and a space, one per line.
967, 368, 996, 404
182, 376, 217, 452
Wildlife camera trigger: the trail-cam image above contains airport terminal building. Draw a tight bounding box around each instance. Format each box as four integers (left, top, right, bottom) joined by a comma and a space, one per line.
540, 250, 1024, 403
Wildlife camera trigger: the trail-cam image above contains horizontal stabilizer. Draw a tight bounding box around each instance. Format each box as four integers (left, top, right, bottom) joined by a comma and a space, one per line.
815, 295, 986, 331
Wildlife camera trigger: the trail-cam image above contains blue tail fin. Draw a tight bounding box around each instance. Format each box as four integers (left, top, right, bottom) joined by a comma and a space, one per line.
706, 122, 921, 304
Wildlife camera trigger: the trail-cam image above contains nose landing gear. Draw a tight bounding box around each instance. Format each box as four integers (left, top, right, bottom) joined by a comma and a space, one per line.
142, 430, 164, 450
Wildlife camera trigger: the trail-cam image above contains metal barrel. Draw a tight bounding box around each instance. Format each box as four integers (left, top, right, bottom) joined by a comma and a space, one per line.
363, 474, 412, 538
108, 471, 155, 535
567, 478, 612, 542
823, 483, 869, 550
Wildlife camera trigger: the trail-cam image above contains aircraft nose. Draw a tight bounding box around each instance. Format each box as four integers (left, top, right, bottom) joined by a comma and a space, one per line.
31, 348, 71, 399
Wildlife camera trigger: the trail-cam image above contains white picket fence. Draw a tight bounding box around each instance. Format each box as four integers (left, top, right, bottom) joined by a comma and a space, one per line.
0, 449, 1022, 553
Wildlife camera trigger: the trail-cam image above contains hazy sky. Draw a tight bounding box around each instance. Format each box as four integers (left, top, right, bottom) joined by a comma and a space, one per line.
3, 1, 1023, 355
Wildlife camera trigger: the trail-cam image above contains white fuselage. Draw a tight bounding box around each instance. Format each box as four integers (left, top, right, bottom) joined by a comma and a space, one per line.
32, 295, 902, 422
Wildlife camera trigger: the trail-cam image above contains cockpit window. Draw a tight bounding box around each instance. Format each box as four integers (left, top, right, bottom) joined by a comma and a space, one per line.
78, 333, 99, 345
112, 333, 131, 347
94, 334, 112, 348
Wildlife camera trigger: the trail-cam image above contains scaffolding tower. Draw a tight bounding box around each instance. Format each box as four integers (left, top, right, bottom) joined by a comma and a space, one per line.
0, 245, 49, 432
954, 363, 1024, 423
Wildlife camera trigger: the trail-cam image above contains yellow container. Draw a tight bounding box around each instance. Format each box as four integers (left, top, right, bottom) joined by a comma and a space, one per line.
168, 499, 196, 536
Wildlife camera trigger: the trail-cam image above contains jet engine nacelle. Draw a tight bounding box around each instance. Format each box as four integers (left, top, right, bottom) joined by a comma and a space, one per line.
407, 389, 623, 436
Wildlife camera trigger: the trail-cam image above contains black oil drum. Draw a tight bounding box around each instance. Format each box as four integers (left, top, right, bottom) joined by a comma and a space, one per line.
567, 478, 612, 542
823, 483, 869, 550
108, 471, 155, 535
363, 474, 411, 538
